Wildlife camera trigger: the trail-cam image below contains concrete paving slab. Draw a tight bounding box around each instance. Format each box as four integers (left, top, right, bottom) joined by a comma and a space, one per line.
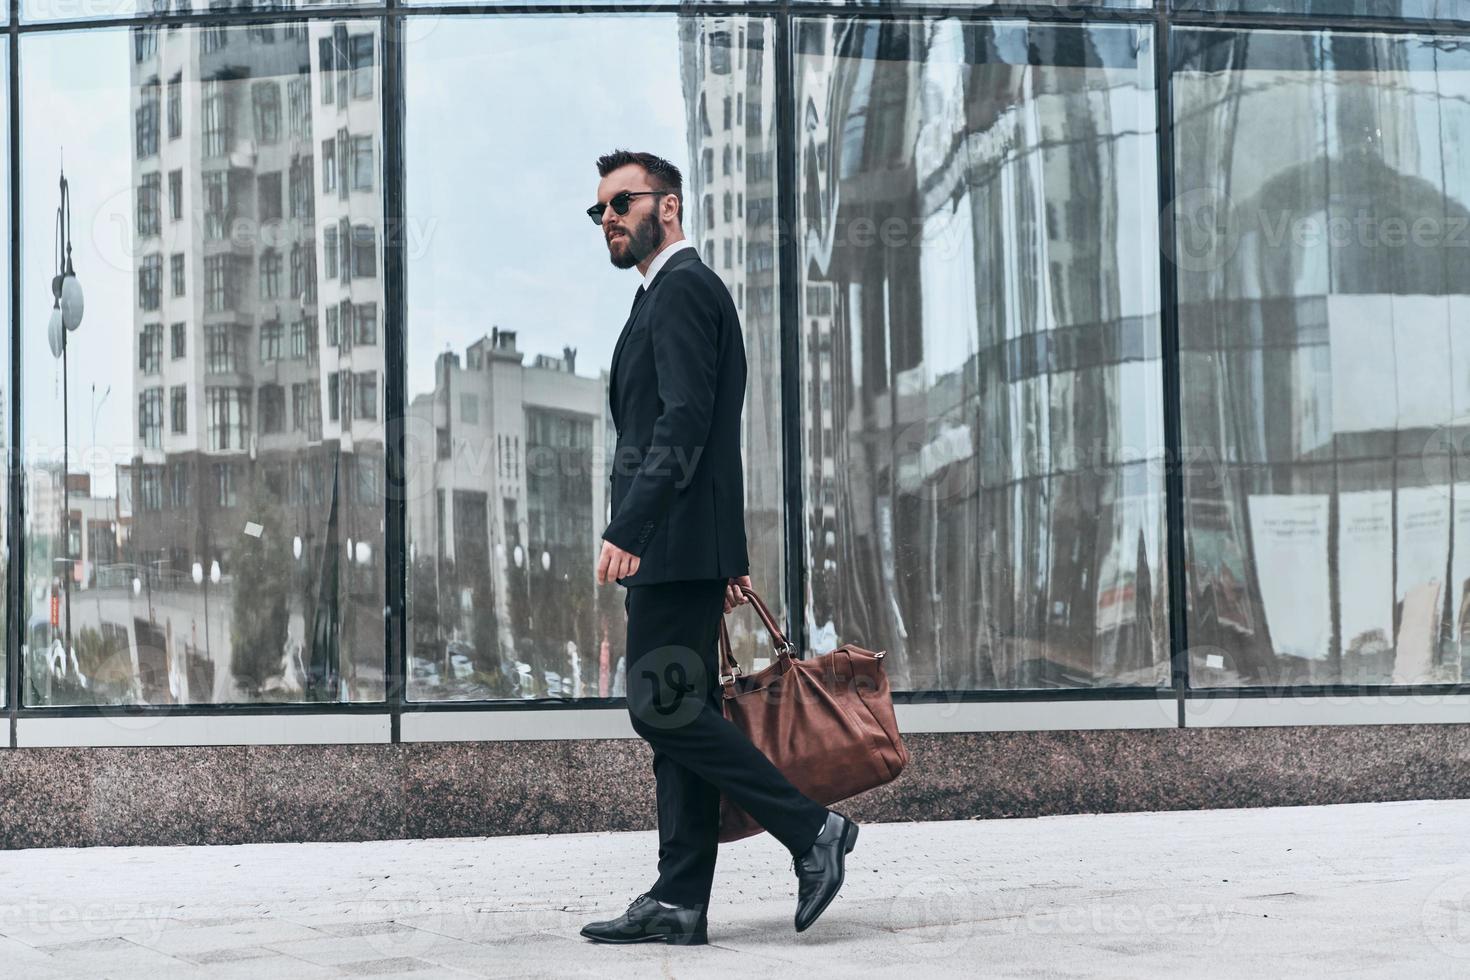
0, 799, 1465, 978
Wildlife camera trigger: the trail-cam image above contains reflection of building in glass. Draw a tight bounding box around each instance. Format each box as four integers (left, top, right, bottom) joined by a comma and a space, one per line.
109, 19, 385, 704
406, 330, 608, 699
679, 17, 786, 657
1174, 31, 1470, 687
796, 20, 1169, 691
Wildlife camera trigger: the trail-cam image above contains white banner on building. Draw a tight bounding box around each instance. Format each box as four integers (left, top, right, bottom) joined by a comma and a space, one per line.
1395, 485, 1450, 605
1337, 490, 1393, 656
1246, 493, 1331, 661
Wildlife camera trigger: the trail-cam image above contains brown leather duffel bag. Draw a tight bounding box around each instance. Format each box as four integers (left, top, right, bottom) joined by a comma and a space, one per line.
716, 584, 909, 843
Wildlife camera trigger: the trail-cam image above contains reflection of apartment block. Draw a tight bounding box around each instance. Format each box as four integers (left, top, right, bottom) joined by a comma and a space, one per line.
407, 329, 608, 665
793, 21, 858, 643
29, 465, 118, 593
127, 17, 384, 698
791, 21, 1166, 688
66, 475, 122, 590
680, 18, 785, 607
128, 17, 384, 499
308, 21, 385, 452
27, 465, 64, 570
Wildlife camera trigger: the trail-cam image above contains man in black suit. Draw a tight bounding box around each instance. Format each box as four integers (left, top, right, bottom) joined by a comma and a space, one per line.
581, 150, 859, 946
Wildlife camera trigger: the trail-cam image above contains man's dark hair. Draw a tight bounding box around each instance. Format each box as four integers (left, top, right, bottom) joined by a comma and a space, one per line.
596, 149, 684, 226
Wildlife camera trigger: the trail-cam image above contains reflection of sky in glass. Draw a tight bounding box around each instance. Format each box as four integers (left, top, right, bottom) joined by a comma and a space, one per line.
16, 16, 692, 498
22, 28, 131, 496
21, 0, 351, 23
405, 15, 688, 401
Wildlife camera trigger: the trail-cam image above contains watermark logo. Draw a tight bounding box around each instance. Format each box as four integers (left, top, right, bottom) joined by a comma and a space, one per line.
625, 642, 709, 732
1423, 873, 1470, 960
345, 871, 454, 960
1420, 417, 1470, 500
1162, 188, 1240, 274
887, 875, 1234, 959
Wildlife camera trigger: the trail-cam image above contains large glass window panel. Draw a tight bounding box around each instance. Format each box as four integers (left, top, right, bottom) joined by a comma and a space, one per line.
1172, 0, 1469, 24
1173, 28, 1470, 687
404, 0, 745, 6
405, 15, 783, 700
24, 2, 355, 27
0, 46, 8, 707
408, 0, 1144, 7
849, 0, 1148, 7
796, 18, 1168, 692
22, 22, 384, 705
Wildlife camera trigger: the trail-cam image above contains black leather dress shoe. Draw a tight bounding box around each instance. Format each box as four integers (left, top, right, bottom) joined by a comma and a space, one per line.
580, 893, 708, 945
793, 810, 860, 932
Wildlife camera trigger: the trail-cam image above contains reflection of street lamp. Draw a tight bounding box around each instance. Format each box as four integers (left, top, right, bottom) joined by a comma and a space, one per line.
517, 521, 532, 637
539, 549, 564, 688
193, 559, 212, 663
48, 164, 85, 660
291, 529, 316, 684
134, 561, 158, 624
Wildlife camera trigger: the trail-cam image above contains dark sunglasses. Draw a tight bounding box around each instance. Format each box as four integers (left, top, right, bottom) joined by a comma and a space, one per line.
587, 190, 671, 225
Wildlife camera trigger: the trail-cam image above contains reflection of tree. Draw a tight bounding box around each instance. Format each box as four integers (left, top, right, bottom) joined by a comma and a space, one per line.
231, 482, 291, 698
410, 554, 440, 666
24, 528, 60, 704
471, 592, 512, 697
436, 556, 461, 664
307, 456, 343, 701
62, 625, 134, 704
506, 556, 530, 667
595, 583, 624, 696
560, 560, 595, 695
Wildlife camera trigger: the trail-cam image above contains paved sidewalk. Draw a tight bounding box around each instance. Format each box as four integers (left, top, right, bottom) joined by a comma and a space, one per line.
0, 799, 1466, 978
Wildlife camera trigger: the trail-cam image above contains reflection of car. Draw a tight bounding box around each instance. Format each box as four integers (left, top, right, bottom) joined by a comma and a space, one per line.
441, 641, 477, 680
96, 562, 138, 590
411, 659, 441, 686
543, 671, 564, 697
27, 614, 53, 656
514, 661, 533, 697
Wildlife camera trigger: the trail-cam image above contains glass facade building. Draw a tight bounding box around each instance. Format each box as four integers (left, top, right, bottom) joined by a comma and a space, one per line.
2, 0, 1469, 741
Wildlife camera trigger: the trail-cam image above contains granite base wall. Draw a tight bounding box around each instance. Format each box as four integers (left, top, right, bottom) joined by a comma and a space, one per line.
2, 725, 1468, 849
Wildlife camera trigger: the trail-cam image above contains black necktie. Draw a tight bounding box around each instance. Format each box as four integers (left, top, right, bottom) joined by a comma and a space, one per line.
625, 285, 647, 324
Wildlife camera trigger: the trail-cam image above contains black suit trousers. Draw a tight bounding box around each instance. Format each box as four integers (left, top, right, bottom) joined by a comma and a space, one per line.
623, 579, 828, 908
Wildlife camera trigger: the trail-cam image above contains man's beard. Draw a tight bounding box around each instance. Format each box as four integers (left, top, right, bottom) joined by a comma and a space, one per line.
606, 209, 665, 270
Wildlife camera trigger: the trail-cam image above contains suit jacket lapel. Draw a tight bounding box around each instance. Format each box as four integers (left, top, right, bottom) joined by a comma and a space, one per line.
609, 285, 647, 422
608, 248, 702, 427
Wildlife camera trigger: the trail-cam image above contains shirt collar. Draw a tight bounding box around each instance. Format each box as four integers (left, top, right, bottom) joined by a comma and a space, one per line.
640, 239, 696, 289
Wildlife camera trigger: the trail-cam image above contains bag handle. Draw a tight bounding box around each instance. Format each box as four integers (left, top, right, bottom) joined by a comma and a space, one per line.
718, 584, 793, 682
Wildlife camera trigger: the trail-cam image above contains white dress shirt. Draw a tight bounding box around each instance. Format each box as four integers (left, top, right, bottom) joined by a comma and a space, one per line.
640, 238, 696, 289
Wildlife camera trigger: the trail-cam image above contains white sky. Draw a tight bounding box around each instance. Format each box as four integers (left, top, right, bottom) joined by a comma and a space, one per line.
403, 15, 688, 398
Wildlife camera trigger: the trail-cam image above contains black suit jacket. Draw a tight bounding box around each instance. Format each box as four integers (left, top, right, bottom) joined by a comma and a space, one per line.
603, 245, 750, 586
